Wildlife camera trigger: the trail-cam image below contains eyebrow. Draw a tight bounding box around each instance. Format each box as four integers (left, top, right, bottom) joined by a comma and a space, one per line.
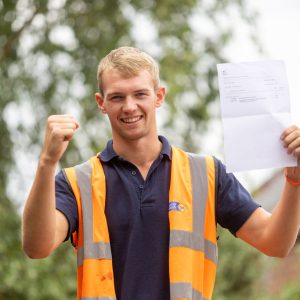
106, 89, 151, 98
106, 92, 123, 98
134, 89, 151, 93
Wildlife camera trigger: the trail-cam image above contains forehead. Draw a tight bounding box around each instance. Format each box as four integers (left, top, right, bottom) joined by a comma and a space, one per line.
101, 70, 154, 95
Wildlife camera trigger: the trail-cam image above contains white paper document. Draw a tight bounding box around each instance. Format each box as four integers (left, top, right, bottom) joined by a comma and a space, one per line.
217, 60, 297, 172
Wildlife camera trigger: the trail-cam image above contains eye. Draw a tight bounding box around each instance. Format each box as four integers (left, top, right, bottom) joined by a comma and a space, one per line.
136, 92, 147, 98
110, 95, 123, 101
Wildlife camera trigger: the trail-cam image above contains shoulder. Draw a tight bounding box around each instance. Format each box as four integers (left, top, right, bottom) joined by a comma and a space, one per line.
213, 158, 260, 235
63, 155, 101, 175
55, 170, 70, 190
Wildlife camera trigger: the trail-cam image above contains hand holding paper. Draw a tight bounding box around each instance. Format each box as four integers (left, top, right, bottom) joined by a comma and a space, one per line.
217, 60, 297, 172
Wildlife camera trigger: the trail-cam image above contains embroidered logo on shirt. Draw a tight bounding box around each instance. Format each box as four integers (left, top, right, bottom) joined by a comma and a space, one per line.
169, 201, 185, 212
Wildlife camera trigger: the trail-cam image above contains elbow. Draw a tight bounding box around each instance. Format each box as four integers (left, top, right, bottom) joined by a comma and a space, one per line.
22, 241, 53, 259
23, 246, 52, 259
274, 247, 293, 258
22, 228, 55, 259
263, 246, 293, 258
256, 233, 297, 258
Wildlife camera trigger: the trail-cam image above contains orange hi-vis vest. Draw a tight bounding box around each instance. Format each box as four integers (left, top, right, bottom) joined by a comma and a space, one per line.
64, 146, 218, 300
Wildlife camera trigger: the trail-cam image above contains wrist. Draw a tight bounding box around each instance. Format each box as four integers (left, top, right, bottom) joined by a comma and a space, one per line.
284, 169, 300, 187
39, 154, 58, 169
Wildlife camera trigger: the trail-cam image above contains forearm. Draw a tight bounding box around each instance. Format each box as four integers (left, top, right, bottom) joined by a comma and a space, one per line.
265, 180, 300, 256
22, 158, 58, 258
238, 126, 300, 257
22, 115, 78, 258
262, 128, 300, 256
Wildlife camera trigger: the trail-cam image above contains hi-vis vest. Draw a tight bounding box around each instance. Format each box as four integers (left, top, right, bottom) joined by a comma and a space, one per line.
64, 146, 218, 300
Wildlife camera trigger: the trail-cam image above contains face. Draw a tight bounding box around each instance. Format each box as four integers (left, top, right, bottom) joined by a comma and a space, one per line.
95, 70, 165, 143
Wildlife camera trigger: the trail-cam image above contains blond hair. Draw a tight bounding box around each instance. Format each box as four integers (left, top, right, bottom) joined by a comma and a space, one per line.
97, 47, 160, 94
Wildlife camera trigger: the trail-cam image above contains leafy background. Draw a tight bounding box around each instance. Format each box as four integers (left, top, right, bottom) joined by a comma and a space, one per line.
1, 0, 299, 298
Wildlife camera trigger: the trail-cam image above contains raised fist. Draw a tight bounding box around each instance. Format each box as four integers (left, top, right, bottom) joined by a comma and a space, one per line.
40, 115, 79, 165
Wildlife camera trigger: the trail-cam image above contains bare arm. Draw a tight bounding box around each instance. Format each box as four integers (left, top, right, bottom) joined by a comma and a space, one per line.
22, 115, 79, 258
237, 125, 300, 257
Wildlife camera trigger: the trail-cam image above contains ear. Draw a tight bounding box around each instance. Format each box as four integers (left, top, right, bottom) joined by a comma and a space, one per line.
155, 86, 166, 108
95, 92, 107, 114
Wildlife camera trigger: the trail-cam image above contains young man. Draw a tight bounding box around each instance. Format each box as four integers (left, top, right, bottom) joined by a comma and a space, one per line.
23, 47, 300, 300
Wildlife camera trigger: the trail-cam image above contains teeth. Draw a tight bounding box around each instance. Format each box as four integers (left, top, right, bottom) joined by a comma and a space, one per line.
121, 116, 141, 123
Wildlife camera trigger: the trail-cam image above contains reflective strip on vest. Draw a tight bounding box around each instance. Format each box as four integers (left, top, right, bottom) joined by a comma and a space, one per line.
75, 161, 112, 266
81, 298, 116, 300
169, 152, 217, 300
67, 148, 217, 300
189, 153, 217, 264
169, 230, 217, 264
170, 282, 209, 300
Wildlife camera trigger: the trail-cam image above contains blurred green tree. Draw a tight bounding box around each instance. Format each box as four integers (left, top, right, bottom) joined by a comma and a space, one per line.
0, 0, 270, 299
0, 0, 260, 169
0, 196, 77, 299
214, 228, 265, 299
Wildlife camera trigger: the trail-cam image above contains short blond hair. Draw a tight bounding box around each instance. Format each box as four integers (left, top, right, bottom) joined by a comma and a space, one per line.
97, 46, 160, 94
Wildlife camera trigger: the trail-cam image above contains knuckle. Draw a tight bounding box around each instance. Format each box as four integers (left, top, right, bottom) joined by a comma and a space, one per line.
284, 137, 291, 145
51, 127, 62, 137
48, 122, 55, 130
47, 115, 56, 123
293, 149, 300, 157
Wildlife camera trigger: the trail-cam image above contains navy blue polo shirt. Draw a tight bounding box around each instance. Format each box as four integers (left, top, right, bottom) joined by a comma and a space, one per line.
55, 136, 259, 300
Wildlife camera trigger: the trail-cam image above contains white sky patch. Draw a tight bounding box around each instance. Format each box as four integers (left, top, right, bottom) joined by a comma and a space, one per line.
49, 25, 78, 50
224, 0, 300, 123
47, 0, 66, 10
3, 101, 37, 130
212, 0, 300, 189
10, 1, 300, 207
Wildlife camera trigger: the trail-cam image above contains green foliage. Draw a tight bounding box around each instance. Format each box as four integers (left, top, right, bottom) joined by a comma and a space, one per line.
263, 246, 300, 300
214, 227, 265, 300
279, 281, 300, 300
0, 197, 76, 299
214, 229, 300, 300
0, 0, 259, 166
0, 0, 274, 299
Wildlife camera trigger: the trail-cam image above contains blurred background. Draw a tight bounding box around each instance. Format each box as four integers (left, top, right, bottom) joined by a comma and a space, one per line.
1, 0, 299, 299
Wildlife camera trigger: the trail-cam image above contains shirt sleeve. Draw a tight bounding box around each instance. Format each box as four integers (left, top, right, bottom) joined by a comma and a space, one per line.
215, 158, 260, 236
55, 170, 78, 241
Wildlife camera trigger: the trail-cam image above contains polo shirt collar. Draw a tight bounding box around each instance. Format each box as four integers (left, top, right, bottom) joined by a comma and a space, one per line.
99, 135, 172, 162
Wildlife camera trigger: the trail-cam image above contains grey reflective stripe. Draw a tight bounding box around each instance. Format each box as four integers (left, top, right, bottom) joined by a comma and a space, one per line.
75, 161, 94, 244
77, 242, 112, 267
170, 282, 208, 300
188, 154, 217, 262
170, 154, 217, 299
213, 157, 218, 226
204, 239, 217, 263
169, 230, 217, 264
169, 154, 217, 261
169, 154, 217, 299
169, 230, 204, 250
188, 154, 208, 236
81, 297, 116, 300
75, 160, 112, 267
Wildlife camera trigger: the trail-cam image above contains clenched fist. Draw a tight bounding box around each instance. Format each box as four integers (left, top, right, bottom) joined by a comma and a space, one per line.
281, 125, 300, 182
40, 115, 79, 165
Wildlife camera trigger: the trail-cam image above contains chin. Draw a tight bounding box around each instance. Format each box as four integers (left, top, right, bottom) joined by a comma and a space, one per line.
120, 130, 149, 141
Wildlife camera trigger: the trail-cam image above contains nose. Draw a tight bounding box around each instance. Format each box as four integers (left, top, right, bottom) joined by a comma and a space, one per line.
122, 96, 137, 113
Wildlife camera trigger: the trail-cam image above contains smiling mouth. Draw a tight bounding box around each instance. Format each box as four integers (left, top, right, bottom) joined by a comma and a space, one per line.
120, 116, 143, 124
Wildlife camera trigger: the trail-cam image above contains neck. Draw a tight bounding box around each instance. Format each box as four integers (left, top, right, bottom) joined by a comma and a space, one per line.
112, 134, 162, 169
